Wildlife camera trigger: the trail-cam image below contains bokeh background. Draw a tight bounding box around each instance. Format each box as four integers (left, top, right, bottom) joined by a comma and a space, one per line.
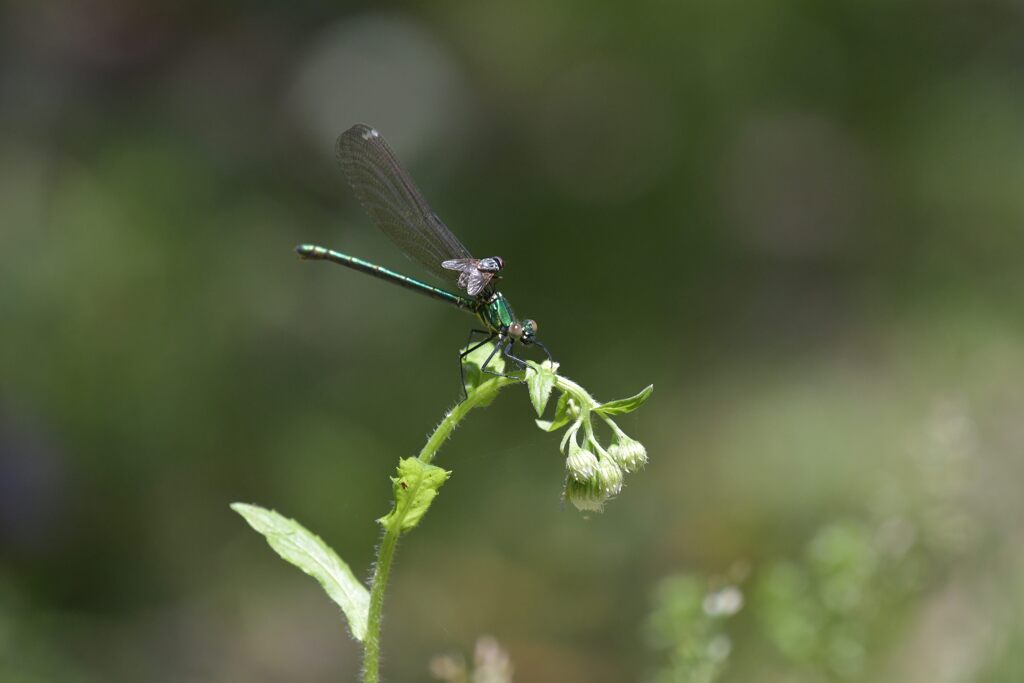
2, 1, 1023, 681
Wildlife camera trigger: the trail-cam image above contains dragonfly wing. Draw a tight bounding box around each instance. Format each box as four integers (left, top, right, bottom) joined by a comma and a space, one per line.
337, 125, 472, 284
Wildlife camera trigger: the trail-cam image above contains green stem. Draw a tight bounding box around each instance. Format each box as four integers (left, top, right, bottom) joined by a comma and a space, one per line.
417, 376, 512, 464
362, 526, 397, 683
361, 375, 516, 683
551, 374, 599, 410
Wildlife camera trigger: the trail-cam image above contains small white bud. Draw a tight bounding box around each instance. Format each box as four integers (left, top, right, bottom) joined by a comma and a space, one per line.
566, 444, 600, 482
597, 458, 624, 496
564, 478, 608, 512
609, 435, 648, 473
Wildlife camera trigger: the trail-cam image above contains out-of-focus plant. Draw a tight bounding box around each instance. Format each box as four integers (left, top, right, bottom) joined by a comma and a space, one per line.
755, 521, 883, 679
430, 635, 515, 683
649, 399, 994, 682
644, 567, 746, 683
233, 343, 651, 683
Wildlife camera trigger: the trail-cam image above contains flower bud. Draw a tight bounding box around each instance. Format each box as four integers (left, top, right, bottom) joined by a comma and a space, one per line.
609, 435, 648, 473
597, 457, 624, 496
564, 477, 608, 512
566, 443, 600, 482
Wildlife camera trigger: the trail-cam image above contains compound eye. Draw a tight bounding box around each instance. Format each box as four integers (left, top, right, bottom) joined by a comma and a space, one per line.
524, 319, 537, 336
508, 322, 524, 340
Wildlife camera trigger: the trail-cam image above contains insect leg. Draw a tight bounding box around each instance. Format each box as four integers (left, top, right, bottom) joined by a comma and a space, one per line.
501, 342, 532, 376
460, 328, 495, 356
458, 329, 496, 400
532, 339, 554, 363
479, 335, 507, 377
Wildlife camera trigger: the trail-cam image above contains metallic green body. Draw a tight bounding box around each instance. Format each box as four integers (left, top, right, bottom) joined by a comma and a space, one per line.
476, 292, 516, 331
296, 243, 521, 336
296, 244, 470, 309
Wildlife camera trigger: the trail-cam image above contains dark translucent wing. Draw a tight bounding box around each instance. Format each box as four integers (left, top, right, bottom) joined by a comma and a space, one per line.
337, 124, 471, 284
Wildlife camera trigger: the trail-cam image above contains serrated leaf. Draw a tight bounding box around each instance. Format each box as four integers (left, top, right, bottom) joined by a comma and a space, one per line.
526, 361, 558, 416
536, 392, 572, 432
231, 503, 370, 641
595, 384, 654, 416
377, 458, 451, 534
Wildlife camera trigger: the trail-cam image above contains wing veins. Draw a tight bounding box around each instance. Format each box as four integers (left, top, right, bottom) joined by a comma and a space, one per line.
337, 125, 472, 285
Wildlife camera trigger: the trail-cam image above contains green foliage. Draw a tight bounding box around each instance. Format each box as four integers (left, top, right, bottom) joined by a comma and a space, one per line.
7, 1, 1024, 680
594, 384, 654, 416
648, 402, 999, 683
645, 572, 744, 683
235, 340, 651, 682
755, 522, 879, 678
460, 339, 506, 406
230, 503, 370, 641
377, 458, 451, 534
536, 392, 572, 432
526, 359, 557, 416
526, 360, 652, 511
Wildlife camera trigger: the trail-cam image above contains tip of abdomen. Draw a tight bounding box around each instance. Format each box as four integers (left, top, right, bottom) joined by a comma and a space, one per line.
295, 244, 323, 259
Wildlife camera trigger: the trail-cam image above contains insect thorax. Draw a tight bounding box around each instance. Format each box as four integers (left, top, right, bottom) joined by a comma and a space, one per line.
476, 291, 516, 333
477, 257, 503, 273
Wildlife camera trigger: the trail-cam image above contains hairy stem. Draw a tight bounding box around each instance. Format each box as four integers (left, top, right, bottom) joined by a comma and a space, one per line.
362, 527, 397, 683
361, 374, 516, 683
418, 376, 511, 464
552, 374, 599, 410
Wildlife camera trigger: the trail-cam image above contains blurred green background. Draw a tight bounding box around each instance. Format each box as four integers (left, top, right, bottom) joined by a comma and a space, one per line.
2, 1, 1023, 681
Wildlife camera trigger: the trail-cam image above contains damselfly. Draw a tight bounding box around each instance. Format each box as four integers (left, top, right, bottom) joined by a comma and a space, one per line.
296, 124, 551, 390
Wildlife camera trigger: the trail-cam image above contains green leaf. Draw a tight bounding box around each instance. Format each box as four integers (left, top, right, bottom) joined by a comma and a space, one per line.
525, 361, 558, 416
536, 392, 572, 432
231, 503, 370, 641
462, 342, 505, 391
595, 384, 654, 416
377, 458, 451, 534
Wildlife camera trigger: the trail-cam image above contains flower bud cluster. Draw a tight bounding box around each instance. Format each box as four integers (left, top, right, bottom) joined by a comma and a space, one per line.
561, 413, 647, 512
525, 357, 652, 513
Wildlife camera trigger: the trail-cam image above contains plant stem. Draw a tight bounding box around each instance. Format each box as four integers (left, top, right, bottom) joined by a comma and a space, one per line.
417, 376, 510, 464
361, 375, 515, 683
552, 374, 598, 410
362, 525, 397, 683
